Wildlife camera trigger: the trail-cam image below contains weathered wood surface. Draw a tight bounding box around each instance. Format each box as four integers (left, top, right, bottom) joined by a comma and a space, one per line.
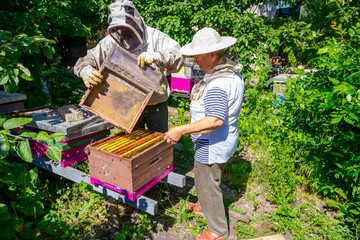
245, 235, 286, 240
79, 45, 163, 133
228, 210, 252, 240
57, 104, 84, 122
28, 106, 112, 140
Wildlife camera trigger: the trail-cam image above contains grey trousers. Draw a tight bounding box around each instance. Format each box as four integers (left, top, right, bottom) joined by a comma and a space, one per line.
135, 101, 168, 133
194, 160, 228, 237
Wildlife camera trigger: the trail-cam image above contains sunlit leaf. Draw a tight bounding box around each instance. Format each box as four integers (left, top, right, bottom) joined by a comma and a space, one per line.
28, 167, 38, 185
3, 118, 32, 129
331, 117, 341, 124
344, 117, 353, 125
346, 94, 352, 102
46, 139, 55, 147
346, 72, 360, 81
42, 46, 53, 59
349, 209, 360, 215
0, 74, 9, 85
13, 68, 19, 76
328, 77, 340, 85
0, 203, 7, 214
0, 118, 7, 127
46, 146, 62, 162
18, 64, 32, 81
19, 131, 37, 138
335, 188, 347, 200
36, 131, 51, 142
16, 140, 33, 162
0, 133, 9, 159
317, 47, 328, 54
49, 132, 65, 142
0, 129, 10, 134
348, 112, 359, 121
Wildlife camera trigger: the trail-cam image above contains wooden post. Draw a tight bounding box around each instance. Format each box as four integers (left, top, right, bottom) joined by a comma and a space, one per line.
228, 210, 251, 240
105, 196, 120, 233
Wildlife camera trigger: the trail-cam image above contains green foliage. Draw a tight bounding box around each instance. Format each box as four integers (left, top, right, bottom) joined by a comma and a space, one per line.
0, 116, 64, 163
168, 95, 190, 111
133, 0, 317, 80
224, 158, 251, 192
236, 220, 258, 239
113, 213, 153, 240
0, 116, 66, 239
0, 30, 55, 95
34, 181, 107, 239
0, 0, 112, 39
301, 0, 360, 34
165, 196, 207, 235
0, 0, 359, 238
274, 21, 360, 232
41, 57, 87, 107
169, 103, 194, 173
270, 202, 353, 239
0, 0, 113, 107
0, 158, 47, 239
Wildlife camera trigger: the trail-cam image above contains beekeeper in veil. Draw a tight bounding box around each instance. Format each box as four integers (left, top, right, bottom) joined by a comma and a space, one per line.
74, 0, 184, 133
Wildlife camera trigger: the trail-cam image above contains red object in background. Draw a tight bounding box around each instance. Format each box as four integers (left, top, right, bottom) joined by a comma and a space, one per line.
270, 56, 289, 67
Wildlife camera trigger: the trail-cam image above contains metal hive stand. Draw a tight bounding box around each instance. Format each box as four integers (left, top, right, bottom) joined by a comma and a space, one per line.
30, 154, 185, 215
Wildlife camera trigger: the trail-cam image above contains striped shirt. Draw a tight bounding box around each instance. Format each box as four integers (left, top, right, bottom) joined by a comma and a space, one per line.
190, 73, 244, 165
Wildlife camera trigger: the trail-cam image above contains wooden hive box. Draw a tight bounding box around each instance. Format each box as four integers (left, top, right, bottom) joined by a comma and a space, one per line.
88, 129, 173, 201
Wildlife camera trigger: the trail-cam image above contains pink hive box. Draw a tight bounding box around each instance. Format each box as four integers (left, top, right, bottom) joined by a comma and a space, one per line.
171, 77, 194, 93
30, 129, 110, 167
90, 165, 173, 201
170, 62, 204, 94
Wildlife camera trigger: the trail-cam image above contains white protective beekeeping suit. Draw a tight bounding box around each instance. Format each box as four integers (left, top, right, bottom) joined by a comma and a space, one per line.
74, 0, 183, 105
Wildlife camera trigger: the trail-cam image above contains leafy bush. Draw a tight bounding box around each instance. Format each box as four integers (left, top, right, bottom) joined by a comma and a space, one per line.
42, 58, 87, 107
0, 116, 64, 239
0, 0, 113, 106
0, 30, 55, 96
278, 21, 360, 229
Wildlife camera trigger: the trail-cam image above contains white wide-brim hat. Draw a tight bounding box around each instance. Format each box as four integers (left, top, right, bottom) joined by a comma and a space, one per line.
180, 27, 237, 56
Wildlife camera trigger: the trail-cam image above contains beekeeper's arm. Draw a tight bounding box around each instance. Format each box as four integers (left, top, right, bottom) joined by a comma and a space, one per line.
74, 38, 114, 88
137, 30, 184, 73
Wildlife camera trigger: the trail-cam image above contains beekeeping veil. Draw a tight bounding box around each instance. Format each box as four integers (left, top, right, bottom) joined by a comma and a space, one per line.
107, 0, 145, 51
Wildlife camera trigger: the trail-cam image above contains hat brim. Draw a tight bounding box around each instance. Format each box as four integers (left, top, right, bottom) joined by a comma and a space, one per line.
179, 36, 237, 56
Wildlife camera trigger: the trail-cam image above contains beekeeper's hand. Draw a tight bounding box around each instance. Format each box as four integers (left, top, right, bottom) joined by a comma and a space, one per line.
79, 66, 103, 88
137, 52, 161, 68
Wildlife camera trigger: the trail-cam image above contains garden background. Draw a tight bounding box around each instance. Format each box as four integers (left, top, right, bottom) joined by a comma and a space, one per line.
0, 0, 359, 239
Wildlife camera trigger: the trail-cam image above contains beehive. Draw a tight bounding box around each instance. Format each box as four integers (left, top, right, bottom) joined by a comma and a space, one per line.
88, 129, 173, 200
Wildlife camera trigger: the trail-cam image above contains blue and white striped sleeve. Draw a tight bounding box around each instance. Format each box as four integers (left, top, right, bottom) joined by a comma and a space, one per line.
204, 87, 228, 121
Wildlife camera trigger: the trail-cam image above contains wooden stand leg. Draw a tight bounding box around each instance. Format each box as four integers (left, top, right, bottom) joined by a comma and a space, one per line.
228, 216, 238, 240
228, 210, 251, 240
106, 196, 120, 233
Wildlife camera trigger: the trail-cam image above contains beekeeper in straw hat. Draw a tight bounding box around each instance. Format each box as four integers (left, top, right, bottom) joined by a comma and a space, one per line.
74, 0, 183, 133
164, 27, 245, 240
